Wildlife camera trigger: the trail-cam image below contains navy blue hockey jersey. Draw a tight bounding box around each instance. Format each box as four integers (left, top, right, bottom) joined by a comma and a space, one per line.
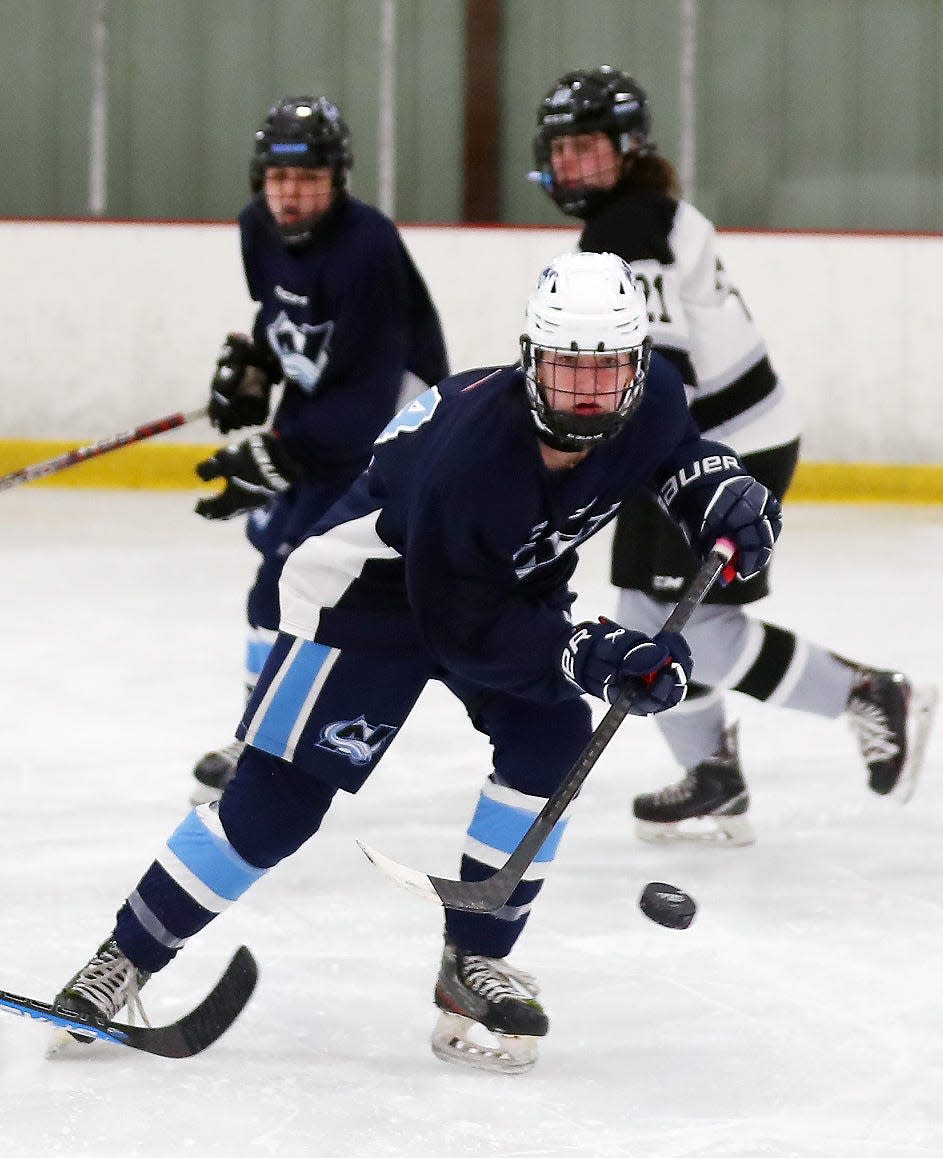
239, 194, 449, 481
278, 355, 742, 704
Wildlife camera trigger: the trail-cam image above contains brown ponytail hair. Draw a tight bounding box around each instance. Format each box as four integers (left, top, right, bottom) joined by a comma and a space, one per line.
620, 151, 681, 199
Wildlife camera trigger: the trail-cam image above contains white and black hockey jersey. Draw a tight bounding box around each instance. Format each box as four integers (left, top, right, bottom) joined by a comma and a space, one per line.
580, 187, 800, 601
581, 191, 800, 456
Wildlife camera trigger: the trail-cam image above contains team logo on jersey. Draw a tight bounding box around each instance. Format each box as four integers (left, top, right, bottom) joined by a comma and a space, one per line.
266, 310, 333, 394
316, 716, 397, 766
513, 499, 620, 578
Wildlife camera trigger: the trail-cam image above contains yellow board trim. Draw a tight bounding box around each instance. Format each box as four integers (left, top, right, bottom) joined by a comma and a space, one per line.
0, 440, 219, 490
787, 463, 943, 504
0, 439, 941, 503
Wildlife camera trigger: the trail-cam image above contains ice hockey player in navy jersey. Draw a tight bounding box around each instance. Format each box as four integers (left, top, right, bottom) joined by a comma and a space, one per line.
52, 252, 781, 1072
533, 68, 937, 843
189, 95, 448, 803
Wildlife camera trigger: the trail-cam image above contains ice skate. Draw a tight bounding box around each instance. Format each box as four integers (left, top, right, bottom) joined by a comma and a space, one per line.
190, 738, 244, 804
431, 943, 548, 1074
633, 723, 755, 846
47, 936, 150, 1057
846, 668, 938, 802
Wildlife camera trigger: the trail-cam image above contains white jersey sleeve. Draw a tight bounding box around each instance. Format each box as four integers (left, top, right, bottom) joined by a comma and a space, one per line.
643, 200, 801, 455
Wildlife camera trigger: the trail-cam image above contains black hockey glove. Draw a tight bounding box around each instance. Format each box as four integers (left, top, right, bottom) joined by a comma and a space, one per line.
562, 618, 692, 714
659, 453, 782, 584
194, 433, 301, 521
692, 475, 782, 582
208, 333, 281, 434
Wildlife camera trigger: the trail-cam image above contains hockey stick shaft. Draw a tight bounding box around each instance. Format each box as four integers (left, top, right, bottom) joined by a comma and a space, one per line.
426, 537, 736, 911
0, 405, 209, 492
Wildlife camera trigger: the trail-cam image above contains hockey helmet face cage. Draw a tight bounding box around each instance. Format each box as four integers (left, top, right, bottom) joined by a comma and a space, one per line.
253, 95, 353, 242
520, 251, 651, 451
533, 67, 652, 216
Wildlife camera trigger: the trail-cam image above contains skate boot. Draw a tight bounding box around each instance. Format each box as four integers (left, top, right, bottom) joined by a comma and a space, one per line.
846, 667, 938, 801
432, 943, 548, 1074
49, 936, 150, 1055
633, 722, 755, 846
190, 738, 244, 804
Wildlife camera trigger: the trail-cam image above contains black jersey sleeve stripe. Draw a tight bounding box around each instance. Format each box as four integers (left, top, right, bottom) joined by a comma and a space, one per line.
689, 357, 778, 433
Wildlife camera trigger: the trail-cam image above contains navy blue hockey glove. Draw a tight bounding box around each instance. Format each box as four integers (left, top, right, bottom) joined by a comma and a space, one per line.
194, 433, 300, 521
696, 476, 782, 582
562, 619, 692, 714
208, 333, 281, 434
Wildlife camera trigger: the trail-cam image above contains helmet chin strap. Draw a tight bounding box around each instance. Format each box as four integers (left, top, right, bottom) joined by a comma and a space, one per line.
535, 414, 619, 452
536, 427, 588, 453
548, 177, 611, 219
276, 221, 315, 247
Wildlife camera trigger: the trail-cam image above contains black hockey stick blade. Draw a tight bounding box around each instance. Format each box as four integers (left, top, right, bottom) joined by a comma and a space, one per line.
0, 945, 258, 1058
358, 539, 736, 913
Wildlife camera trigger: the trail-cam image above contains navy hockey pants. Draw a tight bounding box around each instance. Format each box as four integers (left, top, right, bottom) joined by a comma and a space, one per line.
115, 632, 592, 972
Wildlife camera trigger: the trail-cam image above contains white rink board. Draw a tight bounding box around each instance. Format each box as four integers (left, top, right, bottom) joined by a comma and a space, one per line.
1, 219, 942, 463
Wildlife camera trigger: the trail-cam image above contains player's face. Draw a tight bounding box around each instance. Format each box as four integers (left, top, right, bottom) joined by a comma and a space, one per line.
537, 350, 637, 416
265, 166, 334, 229
550, 132, 622, 192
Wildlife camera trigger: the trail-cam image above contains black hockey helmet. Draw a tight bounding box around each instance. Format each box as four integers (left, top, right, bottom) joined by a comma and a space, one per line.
532, 67, 653, 216
251, 95, 353, 194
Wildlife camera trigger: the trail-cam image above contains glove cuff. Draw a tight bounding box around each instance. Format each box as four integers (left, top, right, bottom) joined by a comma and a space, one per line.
561, 622, 595, 692
250, 433, 301, 490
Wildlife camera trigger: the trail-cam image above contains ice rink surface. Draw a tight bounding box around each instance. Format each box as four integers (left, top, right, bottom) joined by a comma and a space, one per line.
0, 489, 940, 1158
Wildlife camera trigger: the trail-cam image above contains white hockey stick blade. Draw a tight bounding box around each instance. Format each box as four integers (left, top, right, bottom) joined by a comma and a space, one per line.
356, 841, 442, 904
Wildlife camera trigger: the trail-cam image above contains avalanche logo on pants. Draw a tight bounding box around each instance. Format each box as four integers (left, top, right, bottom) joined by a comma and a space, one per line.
316, 716, 397, 765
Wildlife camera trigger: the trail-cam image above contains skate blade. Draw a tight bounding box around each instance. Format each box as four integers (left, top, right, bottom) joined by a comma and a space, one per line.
892, 684, 938, 804
636, 813, 756, 847
431, 1012, 538, 1074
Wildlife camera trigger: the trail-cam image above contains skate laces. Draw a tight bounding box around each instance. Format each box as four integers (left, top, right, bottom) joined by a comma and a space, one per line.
847, 697, 900, 761
646, 729, 741, 806
65, 941, 151, 1027
648, 769, 699, 806
847, 674, 904, 763
216, 739, 244, 762
459, 954, 540, 1005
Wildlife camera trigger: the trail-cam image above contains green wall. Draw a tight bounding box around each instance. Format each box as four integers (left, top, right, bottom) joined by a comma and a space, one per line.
0, 0, 464, 222
1, 0, 941, 228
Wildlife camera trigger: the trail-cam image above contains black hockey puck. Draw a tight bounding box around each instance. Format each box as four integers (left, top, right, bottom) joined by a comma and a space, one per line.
639, 881, 696, 930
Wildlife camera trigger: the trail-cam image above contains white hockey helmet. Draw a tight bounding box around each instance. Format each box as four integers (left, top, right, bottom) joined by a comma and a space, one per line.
520, 251, 651, 450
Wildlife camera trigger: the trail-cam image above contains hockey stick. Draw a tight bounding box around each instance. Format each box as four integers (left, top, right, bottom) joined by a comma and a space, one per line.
0, 945, 257, 1058
358, 538, 737, 913
0, 405, 209, 492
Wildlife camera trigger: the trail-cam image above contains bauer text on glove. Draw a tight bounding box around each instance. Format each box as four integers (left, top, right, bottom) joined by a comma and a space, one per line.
561, 619, 692, 714
194, 433, 300, 521
658, 451, 782, 583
